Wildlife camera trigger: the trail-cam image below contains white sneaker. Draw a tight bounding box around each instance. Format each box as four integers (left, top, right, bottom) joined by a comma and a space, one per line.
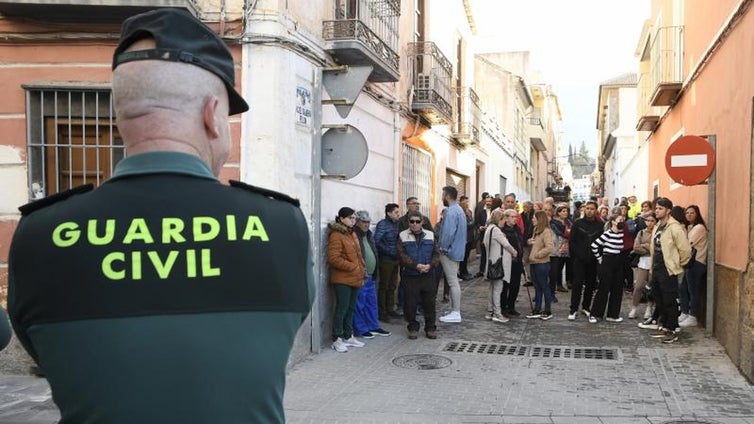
628, 308, 637, 319
343, 336, 365, 348
588, 316, 598, 324
581, 310, 591, 318
678, 313, 689, 323
439, 311, 462, 323
606, 317, 624, 323
643, 306, 653, 320
332, 338, 348, 353
491, 313, 509, 323
679, 315, 698, 327
567, 312, 577, 321
484, 311, 494, 320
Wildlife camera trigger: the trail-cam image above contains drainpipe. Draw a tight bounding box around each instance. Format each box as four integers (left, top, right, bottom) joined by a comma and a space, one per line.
705, 135, 716, 335
309, 67, 323, 353
392, 93, 401, 201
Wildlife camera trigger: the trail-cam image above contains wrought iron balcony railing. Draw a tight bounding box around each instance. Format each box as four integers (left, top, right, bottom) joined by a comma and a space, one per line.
323, 0, 400, 82
650, 25, 684, 106
453, 87, 481, 145
636, 71, 662, 131
408, 41, 453, 125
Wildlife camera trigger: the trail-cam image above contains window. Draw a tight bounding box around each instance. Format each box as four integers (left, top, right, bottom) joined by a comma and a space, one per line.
402, 144, 432, 217
445, 169, 467, 198
25, 87, 124, 199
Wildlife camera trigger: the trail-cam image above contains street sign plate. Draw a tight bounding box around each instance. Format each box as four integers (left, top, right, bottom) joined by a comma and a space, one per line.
664, 135, 715, 186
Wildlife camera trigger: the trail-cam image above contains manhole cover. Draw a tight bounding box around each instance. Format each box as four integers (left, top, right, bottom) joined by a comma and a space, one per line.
392, 354, 452, 370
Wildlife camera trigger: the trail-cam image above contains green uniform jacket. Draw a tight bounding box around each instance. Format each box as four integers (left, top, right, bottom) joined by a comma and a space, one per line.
8, 152, 315, 424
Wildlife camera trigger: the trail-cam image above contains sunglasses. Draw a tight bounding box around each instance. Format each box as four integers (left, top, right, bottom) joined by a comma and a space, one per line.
409, 219, 422, 224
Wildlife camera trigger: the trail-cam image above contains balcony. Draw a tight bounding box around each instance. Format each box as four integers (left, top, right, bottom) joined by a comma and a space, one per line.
636, 71, 662, 131
650, 25, 684, 106
323, 0, 400, 83
452, 87, 481, 145
528, 117, 546, 151
408, 41, 453, 125
0, 0, 196, 22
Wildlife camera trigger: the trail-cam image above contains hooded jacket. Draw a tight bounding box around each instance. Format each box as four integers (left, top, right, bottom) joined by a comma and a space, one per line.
327, 221, 366, 287
650, 216, 692, 276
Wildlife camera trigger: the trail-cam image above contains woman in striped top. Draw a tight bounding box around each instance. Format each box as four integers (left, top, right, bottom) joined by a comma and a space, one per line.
589, 214, 625, 323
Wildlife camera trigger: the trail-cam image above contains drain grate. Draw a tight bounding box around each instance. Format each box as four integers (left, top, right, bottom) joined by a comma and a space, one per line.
443, 342, 620, 361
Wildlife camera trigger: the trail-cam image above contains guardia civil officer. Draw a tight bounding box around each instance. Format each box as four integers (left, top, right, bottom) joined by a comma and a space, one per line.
8, 9, 314, 424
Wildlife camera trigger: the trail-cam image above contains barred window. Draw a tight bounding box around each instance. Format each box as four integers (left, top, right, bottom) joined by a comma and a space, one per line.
401, 144, 432, 218
25, 87, 124, 200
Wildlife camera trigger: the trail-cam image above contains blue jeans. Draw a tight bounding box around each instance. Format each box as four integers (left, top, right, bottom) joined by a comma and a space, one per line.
680, 261, 706, 316
531, 263, 552, 312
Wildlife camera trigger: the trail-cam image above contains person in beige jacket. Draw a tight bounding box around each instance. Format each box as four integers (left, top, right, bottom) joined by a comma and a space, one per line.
526, 210, 555, 320
482, 210, 517, 323
679, 205, 708, 328
648, 197, 691, 343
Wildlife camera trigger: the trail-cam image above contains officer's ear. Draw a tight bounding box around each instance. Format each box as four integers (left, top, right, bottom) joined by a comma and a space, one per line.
202, 96, 221, 139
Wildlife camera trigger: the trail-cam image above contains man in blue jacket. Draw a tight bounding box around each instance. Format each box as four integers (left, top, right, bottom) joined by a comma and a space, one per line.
437, 186, 468, 323
373, 203, 401, 322
397, 211, 440, 339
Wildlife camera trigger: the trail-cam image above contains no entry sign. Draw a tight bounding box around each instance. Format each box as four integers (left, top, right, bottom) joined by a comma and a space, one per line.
665, 135, 716, 186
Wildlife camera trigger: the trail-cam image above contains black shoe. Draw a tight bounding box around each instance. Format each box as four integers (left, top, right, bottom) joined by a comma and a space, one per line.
360, 331, 375, 339
441, 296, 450, 303
370, 328, 391, 337
552, 296, 559, 303
540, 311, 553, 321
460, 273, 474, 281
506, 309, 521, 317
662, 332, 680, 344
556, 286, 568, 293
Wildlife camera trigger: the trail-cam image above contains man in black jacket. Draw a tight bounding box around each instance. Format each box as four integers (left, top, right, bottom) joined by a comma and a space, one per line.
568, 201, 604, 320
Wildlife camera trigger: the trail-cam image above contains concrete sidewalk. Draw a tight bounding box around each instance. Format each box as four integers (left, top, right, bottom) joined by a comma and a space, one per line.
2, 272, 754, 424
283, 276, 754, 424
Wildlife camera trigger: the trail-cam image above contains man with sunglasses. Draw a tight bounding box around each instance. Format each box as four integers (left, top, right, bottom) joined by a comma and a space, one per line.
397, 211, 441, 339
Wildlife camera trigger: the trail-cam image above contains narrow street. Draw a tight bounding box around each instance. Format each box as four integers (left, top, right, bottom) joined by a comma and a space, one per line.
282, 260, 754, 424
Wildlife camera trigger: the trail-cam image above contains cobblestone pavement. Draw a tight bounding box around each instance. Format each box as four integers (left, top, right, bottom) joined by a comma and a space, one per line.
283, 269, 754, 424
3, 265, 754, 424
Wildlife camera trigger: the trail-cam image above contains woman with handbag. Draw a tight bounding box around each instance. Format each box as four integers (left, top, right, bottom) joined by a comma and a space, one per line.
482, 210, 517, 323
526, 211, 555, 320
679, 205, 708, 328
549, 205, 573, 298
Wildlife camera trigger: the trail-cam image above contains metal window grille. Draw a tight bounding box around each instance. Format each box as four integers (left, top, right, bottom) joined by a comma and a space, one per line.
402, 144, 432, 218
25, 87, 124, 200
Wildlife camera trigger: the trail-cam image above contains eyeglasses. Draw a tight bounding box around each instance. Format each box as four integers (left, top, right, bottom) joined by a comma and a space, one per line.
408, 202, 421, 206
409, 219, 422, 224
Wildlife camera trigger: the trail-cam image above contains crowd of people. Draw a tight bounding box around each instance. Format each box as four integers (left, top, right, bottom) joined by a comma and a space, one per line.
329, 190, 706, 349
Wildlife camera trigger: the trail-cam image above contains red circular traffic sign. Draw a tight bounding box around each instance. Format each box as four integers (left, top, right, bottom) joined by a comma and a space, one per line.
664, 135, 715, 186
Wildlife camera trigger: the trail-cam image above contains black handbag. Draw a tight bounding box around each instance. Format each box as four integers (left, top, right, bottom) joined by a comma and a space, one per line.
684, 247, 697, 269
486, 227, 504, 280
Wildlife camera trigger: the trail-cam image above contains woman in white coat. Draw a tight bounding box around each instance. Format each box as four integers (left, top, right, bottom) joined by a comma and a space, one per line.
483, 210, 518, 323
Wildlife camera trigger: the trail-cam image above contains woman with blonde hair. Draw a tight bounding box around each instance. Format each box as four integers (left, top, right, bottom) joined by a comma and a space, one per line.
482, 210, 517, 323
526, 210, 555, 320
